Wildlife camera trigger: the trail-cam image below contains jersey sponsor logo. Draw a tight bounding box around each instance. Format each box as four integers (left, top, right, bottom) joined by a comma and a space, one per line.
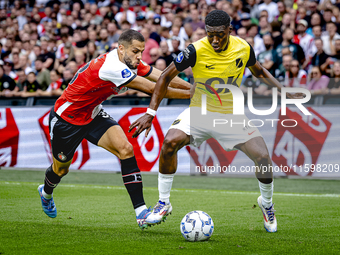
236, 58, 243, 68
205, 64, 215, 69
121, 68, 132, 79
172, 119, 181, 125
58, 152, 67, 161
0, 108, 19, 167
176, 52, 184, 63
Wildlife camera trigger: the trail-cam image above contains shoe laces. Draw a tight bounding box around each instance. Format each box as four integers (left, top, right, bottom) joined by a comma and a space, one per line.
265, 203, 276, 222
153, 201, 165, 213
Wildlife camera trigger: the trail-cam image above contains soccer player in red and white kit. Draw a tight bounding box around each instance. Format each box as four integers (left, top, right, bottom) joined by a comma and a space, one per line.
37, 30, 191, 229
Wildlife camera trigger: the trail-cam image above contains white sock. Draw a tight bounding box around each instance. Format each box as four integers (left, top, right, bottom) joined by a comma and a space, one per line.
158, 173, 175, 204
42, 189, 52, 199
135, 205, 147, 216
258, 181, 273, 209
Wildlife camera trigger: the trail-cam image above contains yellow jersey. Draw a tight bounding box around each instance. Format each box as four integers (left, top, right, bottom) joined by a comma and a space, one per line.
174, 35, 256, 114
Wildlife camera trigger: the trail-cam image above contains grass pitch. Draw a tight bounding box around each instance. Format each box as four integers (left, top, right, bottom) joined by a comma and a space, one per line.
1, 169, 340, 255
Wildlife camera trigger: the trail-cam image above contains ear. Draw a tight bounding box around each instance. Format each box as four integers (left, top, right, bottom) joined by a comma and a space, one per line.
118, 44, 125, 55
229, 25, 233, 32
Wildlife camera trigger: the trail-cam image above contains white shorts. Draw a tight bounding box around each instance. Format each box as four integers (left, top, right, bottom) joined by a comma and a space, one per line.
168, 107, 262, 151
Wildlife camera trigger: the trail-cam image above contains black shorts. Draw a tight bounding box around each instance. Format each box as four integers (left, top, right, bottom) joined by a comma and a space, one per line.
49, 108, 119, 162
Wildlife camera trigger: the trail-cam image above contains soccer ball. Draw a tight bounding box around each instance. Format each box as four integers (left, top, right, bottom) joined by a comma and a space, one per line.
180, 210, 214, 242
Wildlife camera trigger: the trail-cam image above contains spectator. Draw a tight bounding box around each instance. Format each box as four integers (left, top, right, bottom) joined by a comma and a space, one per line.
312, 38, 331, 75
3, 59, 17, 81
35, 57, 51, 91
258, 0, 279, 23
170, 36, 181, 57
115, 0, 136, 25
307, 66, 330, 92
321, 22, 340, 55
39, 37, 55, 71
107, 22, 120, 44
306, 13, 322, 36
258, 16, 270, 37
313, 61, 340, 95
189, 9, 205, 32
39, 70, 64, 97
237, 27, 247, 40
247, 24, 265, 57
15, 68, 26, 93
246, 0, 260, 20
275, 1, 287, 22
312, 25, 322, 38
240, 13, 252, 30
277, 54, 293, 81
85, 41, 100, 63
149, 48, 160, 66
74, 50, 86, 69
140, 27, 159, 64
0, 64, 17, 97
60, 68, 73, 91
274, 28, 306, 68
158, 40, 173, 66
21, 72, 43, 97
293, 19, 317, 69
285, 59, 308, 88
97, 29, 111, 54
257, 33, 276, 75
155, 58, 167, 70
326, 61, 340, 94
19, 54, 33, 75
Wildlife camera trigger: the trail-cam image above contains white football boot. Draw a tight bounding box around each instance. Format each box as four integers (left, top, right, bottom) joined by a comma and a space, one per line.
257, 196, 277, 232
145, 201, 173, 225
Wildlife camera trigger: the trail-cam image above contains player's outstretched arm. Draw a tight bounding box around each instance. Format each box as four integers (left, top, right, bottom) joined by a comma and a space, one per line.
146, 67, 191, 90
125, 74, 190, 99
248, 61, 303, 99
128, 63, 180, 138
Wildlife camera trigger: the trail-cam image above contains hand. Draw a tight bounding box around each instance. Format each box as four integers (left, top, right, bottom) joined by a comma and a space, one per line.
287, 92, 305, 99
128, 114, 154, 138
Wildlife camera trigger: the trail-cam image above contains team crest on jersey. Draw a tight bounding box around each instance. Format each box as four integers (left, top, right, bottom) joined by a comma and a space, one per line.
236, 58, 243, 68
3, 81, 9, 88
121, 68, 132, 78
58, 152, 67, 161
172, 119, 181, 125
176, 52, 184, 63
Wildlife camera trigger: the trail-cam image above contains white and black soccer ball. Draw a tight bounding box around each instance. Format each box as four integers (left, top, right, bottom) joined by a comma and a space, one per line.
180, 210, 214, 242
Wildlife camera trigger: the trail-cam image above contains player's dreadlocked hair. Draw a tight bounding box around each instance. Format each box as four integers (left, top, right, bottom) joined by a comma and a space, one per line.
118, 29, 145, 46
205, 10, 231, 28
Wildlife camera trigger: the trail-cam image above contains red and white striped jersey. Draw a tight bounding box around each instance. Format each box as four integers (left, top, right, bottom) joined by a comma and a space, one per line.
46, 78, 63, 92
54, 49, 152, 125
293, 33, 317, 58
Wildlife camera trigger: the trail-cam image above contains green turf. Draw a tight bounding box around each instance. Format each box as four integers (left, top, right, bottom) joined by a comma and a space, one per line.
1, 169, 340, 254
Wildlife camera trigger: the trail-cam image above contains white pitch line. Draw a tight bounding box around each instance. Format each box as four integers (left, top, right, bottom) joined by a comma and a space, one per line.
1, 181, 339, 198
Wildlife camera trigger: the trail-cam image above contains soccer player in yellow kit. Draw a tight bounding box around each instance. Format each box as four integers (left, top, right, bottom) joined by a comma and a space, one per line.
129, 10, 300, 232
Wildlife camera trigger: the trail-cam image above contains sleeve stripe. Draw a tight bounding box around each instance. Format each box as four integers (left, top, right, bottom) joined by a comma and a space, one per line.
143, 66, 153, 77
118, 74, 137, 87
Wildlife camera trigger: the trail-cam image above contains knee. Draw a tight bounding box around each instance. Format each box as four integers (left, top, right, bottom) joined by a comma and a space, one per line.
53, 165, 69, 177
161, 138, 180, 156
255, 152, 271, 166
118, 142, 134, 159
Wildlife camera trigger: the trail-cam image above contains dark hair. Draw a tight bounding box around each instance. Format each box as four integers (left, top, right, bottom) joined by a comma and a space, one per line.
35, 56, 44, 62
118, 29, 145, 46
205, 10, 231, 28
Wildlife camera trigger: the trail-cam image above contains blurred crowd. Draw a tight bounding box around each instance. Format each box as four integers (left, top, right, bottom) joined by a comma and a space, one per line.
0, 0, 340, 98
